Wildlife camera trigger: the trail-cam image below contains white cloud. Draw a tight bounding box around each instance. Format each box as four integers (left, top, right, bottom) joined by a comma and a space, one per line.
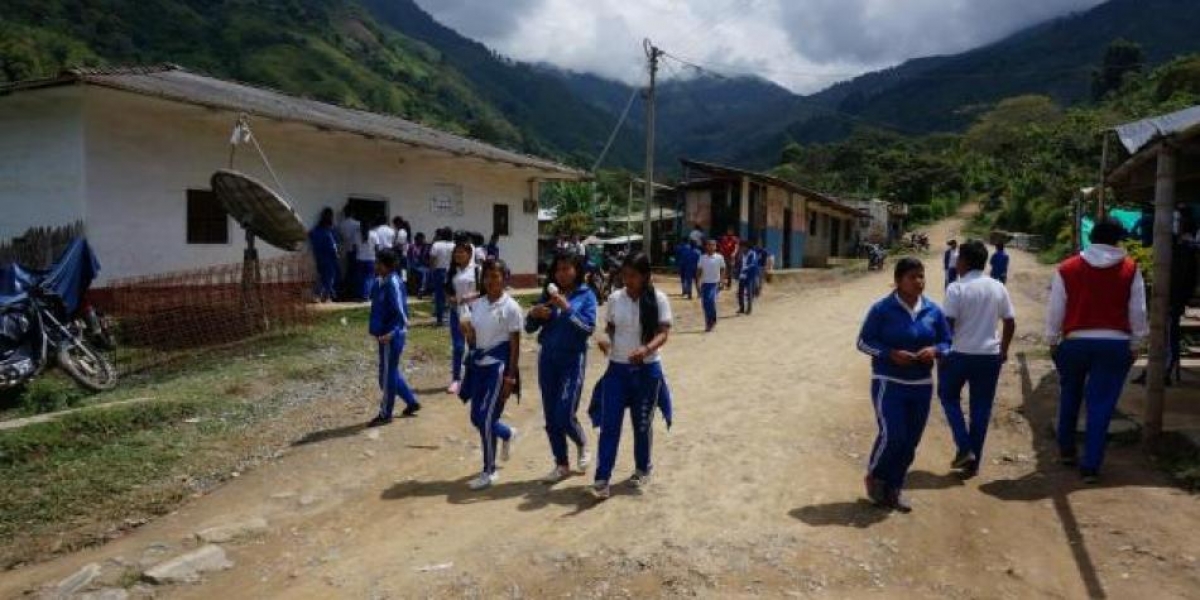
413, 0, 1106, 93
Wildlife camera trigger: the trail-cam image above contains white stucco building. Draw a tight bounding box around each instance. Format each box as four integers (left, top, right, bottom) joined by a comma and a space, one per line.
0, 65, 586, 286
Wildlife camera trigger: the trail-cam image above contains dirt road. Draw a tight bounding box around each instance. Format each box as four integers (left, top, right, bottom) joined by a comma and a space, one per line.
5, 216, 1198, 599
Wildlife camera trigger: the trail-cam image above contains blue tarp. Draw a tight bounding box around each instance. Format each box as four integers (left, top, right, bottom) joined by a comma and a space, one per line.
1081, 208, 1142, 249
0, 239, 100, 314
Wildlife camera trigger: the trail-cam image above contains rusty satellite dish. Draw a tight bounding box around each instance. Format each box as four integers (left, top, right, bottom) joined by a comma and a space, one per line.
210, 169, 306, 252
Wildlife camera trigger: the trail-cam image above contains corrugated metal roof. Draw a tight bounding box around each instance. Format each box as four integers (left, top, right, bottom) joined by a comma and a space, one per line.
0, 65, 587, 178
1112, 105, 1200, 154
679, 159, 869, 218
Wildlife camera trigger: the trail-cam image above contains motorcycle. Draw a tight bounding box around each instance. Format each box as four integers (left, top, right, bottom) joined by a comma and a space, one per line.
865, 244, 887, 271
0, 239, 117, 392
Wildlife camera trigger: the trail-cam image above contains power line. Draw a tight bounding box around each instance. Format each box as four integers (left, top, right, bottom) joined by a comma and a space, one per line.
590, 84, 641, 172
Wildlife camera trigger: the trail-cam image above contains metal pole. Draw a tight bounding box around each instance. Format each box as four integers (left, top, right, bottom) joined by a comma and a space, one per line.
643, 39, 662, 261
1145, 143, 1177, 443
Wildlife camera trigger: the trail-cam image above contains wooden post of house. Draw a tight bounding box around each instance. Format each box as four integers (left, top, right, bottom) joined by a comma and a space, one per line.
1144, 142, 1177, 443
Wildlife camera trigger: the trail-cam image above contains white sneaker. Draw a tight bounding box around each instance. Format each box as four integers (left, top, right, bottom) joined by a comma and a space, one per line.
542, 465, 570, 484
501, 428, 518, 462
590, 481, 611, 500
576, 445, 592, 472
629, 470, 651, 489
468, 472, 497, 490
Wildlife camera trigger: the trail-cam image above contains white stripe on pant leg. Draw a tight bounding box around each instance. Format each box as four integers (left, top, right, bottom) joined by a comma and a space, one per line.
867, 380, 889, 473
380, 341, 390, 415
569, 354, 588, 445
483, 365, 504, 473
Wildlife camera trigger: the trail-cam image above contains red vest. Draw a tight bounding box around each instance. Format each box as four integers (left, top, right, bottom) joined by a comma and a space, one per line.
1059, 255, 1137, 336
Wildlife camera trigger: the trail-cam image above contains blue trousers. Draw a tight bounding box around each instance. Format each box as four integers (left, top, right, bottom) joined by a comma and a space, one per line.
450, 308, 466, 382
938, 353, 1003, 462
431, 268, 448, 325
314, 255, 340, 300
539, 350, 588, 467
377, 331, 418, 419
680, 268, 696, 299
595, 361, 664, 483
356, 260, 375, 301
469, 361, 513, 474
737, 276, 755, 314
868, 379, 933, 490
700, 283, 719, 330
1054, 339, 1134, 472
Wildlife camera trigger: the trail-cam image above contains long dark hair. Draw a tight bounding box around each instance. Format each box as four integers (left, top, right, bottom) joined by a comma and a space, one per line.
318, 207, 334, 228
623, 253, 659, 345
445, 241, 476, 296
546, 251, 586, 298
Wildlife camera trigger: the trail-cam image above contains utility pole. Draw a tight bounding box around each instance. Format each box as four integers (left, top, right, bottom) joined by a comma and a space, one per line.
643, 39, 663, 261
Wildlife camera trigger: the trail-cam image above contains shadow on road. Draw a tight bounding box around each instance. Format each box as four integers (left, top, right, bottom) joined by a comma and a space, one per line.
788, 500, 890, 528
906, 470, 967, 490
381, 474, 641, 517
292, 423, 367, 446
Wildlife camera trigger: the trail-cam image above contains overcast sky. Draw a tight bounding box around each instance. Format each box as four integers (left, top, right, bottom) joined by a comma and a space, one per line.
413, 0, 1107, 93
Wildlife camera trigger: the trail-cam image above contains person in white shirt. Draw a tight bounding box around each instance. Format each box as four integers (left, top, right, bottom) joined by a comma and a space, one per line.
337, 208, 362, 298
697, 240, 727, 332
938, 240, 1016, 477
446, 243, 479, 396
590, 253, 674, 500
373, 218, 396, 252
458, 258, 524, 491
354, 220, 380, 301
428, 228, 456, 326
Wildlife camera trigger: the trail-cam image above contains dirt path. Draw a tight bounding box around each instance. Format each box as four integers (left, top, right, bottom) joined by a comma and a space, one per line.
4, 216, 1198, 599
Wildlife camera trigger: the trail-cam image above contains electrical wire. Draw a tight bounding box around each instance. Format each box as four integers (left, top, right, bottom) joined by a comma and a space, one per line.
590, 84, 642, 172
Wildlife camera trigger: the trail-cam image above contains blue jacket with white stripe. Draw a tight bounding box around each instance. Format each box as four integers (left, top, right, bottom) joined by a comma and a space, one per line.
857, 293, 951, 383
524, 285, 597, 355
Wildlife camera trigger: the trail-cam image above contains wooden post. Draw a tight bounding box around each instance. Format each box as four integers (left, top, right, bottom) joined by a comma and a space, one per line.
1144, 143, 1177, 443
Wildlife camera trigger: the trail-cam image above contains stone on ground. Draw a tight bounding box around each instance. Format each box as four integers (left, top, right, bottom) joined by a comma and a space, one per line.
142, 545, 233, 585
195, 517, 269, 543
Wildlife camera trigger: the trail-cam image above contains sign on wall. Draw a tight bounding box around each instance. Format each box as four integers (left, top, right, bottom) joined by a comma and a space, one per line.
429, 184, 464, 217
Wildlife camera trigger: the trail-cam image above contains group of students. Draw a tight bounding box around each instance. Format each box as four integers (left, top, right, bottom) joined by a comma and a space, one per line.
860, 219, 1149, 512
676, 226, 770, 332
367, 243, 674, 499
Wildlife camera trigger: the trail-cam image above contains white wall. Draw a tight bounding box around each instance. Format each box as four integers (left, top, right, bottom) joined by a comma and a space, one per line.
81, 88, 542, 283
0, 87, 86, 240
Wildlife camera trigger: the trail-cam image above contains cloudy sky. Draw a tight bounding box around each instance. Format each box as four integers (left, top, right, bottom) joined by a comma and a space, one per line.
414, 0, 1107, 93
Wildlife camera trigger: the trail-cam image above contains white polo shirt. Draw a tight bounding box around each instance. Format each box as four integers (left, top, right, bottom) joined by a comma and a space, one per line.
606, 288, 673, 364
944, 270, 1016, 355
374, 225, 396, 250
429, 241, 455, 270
467, 293, 524, 365
698, 253, 726, 284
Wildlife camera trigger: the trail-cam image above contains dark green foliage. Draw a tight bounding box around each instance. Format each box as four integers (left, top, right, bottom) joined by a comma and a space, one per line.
1092, 39, 1146, 100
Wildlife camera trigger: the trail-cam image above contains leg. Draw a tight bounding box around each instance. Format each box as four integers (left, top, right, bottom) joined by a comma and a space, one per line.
390, 332, 418, 407
594, 365, 629, 483
432, 269, 447, 325
1054, 341, 1089, 458
701, 284, 717, 329
561, 354, 589, 451
471, 365, 506, 475
376, 341, 395, 419
360, 260, 376, 301
630, 366, 662, 475
1080, 341, 1134, 473
737, 278, 747, 313
899, 384, 934, 487
540, 353, 569, 467
450, 309, 465, 382
867, 380, 913, 491
937, 354, 972, 456
966, 355, 1003, 463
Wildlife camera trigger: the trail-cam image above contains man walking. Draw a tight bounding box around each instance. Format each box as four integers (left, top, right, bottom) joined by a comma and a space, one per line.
990, 241, 1010, 284
938, 240, 1016, 478
697, 240, 726, 332
943, 239, 959, 289
1046, 218, 1148, 484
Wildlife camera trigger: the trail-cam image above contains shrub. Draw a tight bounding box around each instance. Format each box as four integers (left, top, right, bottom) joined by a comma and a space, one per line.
19, 377, 88, 415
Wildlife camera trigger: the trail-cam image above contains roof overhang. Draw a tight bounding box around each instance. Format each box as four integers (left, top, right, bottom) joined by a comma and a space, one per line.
679, 158, 869, 218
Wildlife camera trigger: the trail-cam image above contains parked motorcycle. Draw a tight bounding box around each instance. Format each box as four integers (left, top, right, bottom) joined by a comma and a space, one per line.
865, 244, 887, 271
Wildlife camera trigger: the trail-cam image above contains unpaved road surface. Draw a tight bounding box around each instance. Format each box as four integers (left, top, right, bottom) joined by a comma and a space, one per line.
4, 216, 1199, 599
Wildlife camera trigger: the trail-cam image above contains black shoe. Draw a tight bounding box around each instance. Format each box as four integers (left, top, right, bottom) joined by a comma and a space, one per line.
887, 489, 913, 513
951, 450, 976, 470
367, 416, 392, 428
959, 461, 979, 480
1080, 469, 1100, 485
864, 476, 888, 507
401, 403, 422, 417
1059, 449, 1078, 467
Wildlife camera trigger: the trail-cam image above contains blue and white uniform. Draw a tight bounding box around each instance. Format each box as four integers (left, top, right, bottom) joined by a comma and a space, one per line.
857, 294, 951, 493
737, 249, 760, 314
593, 288, 674, 485
308, 225, 339, 301
989, 249, 1010, 284
459, 293, 524, 475
697, 253, 725, 331
369, 271, 418, 420
448, 266, 479, 384
525, 285, 598, 468
676, 243, 701, 299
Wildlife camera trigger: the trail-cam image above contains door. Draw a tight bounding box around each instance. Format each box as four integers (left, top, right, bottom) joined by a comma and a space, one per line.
830, 215, 840, 256
346, 197, 389, 229
783, 205, 793, 268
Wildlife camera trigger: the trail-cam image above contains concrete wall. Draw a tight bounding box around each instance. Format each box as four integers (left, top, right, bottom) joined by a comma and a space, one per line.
684, 189, 711, 234
0, 87, 86, 240
79, 88, 542, 283
804, 205, 855, 267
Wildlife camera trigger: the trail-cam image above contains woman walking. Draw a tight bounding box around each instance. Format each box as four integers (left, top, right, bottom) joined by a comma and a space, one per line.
591, 253, 674, 500
308, 207, 340, 302
368, 249, 421, 426
526, 252, 598, 483
446, 242, 479, 396
856, 257, 951, 512
458, 259, 524, 491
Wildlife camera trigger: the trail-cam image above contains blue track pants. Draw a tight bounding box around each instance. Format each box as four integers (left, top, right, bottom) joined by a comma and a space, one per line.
680, 268, 696, 299
700, 283, 719, 330
868, 379, 933, 490
595, 361, 664, 483
377, 331, 418, 420
1054, 339, 1134, 472
469, 361, 513, 475
431, 268, 448, 325
539, 350, 588, 467
938, 353, 1003, 463
450, 308, 466, 382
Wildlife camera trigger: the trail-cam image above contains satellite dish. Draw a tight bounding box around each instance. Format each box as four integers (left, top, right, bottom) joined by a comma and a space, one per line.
210, 169, 307, 251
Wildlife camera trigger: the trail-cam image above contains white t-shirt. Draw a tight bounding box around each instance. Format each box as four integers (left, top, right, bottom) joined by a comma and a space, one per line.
474, 245, 487, 265
429, 241, 455, 270
338, 218, 361, 254
374, 225, 396, 250
944, 270, 1016, 355
394, 228, 409, 249
468, 294, 524, 364
451, 267, 479, 301
698, 254, 726, 284
357, 229, 380, 261
606, 288, 673, 365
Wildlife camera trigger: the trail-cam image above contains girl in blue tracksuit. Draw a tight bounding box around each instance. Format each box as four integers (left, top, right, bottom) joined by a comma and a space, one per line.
309, 207, 340, 302
445, 242, 478, 396
590, 252, 674, 500
368, 249, 421, 427
675, 241, 700, 300
525, 252, 598, 483
737, 240, 760, 315
856, 257, 951, 512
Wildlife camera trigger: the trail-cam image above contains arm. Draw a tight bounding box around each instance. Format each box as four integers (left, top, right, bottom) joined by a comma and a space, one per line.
524, 293, 551, 334
561, 291, 597, 336
932, 311, 953, 358
999, 289, 1017, 362
1044, 271, 1067, 346
856, 305, 891, 359
502, 331, 520, 399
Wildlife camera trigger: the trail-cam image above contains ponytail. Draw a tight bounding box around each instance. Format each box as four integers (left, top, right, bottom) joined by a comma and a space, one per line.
624, 253, 659, 345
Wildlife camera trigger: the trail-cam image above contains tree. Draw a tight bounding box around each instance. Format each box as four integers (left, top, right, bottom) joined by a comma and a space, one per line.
1092, 39, 1145, 100
963, 95, 1062, 165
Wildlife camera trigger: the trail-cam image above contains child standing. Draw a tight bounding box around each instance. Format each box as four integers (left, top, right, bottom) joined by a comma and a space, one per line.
429, 228, 455, 326
675, 240, 700, 300
591, 253, 674, 500
737, 240, 760, 315
459, 259, 524, 490
697, 240, 726, 332
368, 249, 421, 427
526, 252, 598, 483
446, 242, 479, 396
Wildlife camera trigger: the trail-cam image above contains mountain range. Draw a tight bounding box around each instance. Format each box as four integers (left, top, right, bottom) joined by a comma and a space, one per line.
2, 0, 1199, 172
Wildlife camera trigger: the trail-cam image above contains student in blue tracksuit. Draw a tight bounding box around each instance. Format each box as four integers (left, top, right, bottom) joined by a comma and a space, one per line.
308, 207, 340, 302
526, 252, 598, 483
737, 240, 760, 315
989, 242, 1010, 284
856, 257, 951, 512
368, 249, 421, 427
458, 259, 524, 491
446, 242, 479, 396
591, 252, 674, 500
675, 240, 700, 300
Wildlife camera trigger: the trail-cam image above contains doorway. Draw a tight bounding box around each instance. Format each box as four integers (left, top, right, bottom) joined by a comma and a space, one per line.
783, 205, 794, 268
346, 197, 389, 229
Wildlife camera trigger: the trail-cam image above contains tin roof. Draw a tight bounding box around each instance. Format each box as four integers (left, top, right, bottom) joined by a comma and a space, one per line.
679, 159, 869, 218
0, 65, 587, 178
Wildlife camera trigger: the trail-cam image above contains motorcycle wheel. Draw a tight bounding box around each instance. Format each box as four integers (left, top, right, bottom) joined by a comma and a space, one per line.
58, 340, 118, 392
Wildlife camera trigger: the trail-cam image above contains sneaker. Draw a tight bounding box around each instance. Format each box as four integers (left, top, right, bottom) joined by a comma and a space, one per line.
446, 381, 461, 395
888, 490, 913, 513
576, 445, 592, 472
864, 476, 887, 507
468, 472, 498, 490
1080, 469, 1100, 485
959, 460, 980, 480
367, 415, 392, 428
401, 403, 422, 417
542, 465, 571, 484
501, 428, 518, 462
951, 450, 976, 470
590, 481, 611, 500
628, 470, 652, 489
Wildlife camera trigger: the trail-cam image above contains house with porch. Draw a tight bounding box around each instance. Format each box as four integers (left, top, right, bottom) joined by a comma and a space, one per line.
677, 160, 868, 268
